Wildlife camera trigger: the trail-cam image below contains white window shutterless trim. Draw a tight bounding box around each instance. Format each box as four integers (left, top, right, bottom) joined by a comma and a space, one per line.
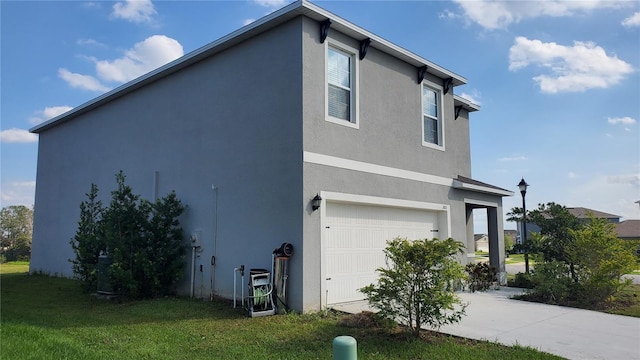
325, 40, 359, 129
421, 81, 444, 151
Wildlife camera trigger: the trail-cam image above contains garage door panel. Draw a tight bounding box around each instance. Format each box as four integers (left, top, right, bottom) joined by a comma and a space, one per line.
325, 202, 438, 305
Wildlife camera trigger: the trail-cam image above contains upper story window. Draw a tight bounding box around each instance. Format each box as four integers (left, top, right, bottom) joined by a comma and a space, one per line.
326, 42, 358, 128
422, 84, 444, 150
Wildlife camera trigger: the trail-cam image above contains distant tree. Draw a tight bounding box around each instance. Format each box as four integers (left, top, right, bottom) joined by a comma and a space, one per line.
504, 232, 514, 254
360, 237, 467, 336
0, 205, 34, 262
508, 202, 582, 281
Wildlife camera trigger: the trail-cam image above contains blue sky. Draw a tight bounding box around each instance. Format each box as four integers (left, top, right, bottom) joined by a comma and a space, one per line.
2, 0, 639, 231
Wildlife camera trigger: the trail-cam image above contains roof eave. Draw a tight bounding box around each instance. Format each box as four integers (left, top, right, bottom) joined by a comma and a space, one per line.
452, 180, 514, 197
454, 95, 480, 112
31, 0, 467, 133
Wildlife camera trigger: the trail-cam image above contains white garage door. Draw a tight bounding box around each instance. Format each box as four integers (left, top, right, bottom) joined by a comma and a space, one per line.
325, 202, 438, 305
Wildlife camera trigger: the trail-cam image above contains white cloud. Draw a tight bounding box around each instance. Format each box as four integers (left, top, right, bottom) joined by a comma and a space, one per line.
568, 171, 577, 179
28, 106, 74, 125
0, 181, 36, 208
454, 0, 631, 30
58, 68, 111, 92
95, 35, 183, 83
77, 38, 107, 48
607, 174, 640, 187
498, 155, 527, 162
622, 11, 640, 27
568, 173, 640, 220
252, 0, 288, 8
0, 128, 38, 144
509, 37, 634, 93
458, 91, 482, 105
112, 0, 157, 24
60, 35, 183, 91
608, 116, 637, 125
439, 9, 460, 20
243, 18, 256, 26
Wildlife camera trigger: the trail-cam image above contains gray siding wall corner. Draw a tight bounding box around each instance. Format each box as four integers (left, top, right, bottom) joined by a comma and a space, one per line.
31, 18, 305, 305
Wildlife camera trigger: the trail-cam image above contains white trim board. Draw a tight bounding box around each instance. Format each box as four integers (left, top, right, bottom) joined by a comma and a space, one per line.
304, 151, 453, 187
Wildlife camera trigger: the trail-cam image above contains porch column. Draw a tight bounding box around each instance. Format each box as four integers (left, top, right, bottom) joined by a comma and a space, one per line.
487, 207, 506, 285
465, 205, 475, 264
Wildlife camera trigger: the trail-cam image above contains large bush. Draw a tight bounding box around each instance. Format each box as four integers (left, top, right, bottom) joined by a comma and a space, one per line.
510, 203, 636, 308
360, 237, 467, 336
70, 171, 186, 298
569, 217, 636, 306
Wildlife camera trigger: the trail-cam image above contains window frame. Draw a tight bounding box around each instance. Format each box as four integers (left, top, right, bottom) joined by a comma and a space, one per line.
325, 40, 359, 129
421, 81, 445, 150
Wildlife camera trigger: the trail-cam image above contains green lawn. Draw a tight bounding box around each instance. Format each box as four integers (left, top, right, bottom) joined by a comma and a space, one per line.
0, 262, 562, 360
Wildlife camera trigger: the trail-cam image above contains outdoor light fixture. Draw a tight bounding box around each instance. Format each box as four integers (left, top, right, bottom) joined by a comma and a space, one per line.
517, 178, 530, 274
312, 193, 322, 211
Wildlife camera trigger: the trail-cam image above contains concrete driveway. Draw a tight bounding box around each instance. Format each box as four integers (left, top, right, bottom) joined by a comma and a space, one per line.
333, 288, 640, 360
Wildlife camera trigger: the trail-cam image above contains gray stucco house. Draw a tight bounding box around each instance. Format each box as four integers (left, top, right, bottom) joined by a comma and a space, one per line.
30, 0, 512, 312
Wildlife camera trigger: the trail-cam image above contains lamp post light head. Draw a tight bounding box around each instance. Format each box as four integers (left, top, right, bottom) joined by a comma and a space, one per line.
517, 178, 529, 197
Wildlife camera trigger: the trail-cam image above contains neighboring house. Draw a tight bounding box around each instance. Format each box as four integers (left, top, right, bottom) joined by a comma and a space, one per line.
475, 230, 516, 253
516, 206, 640, 243
567, 207, 620, 224
29, 0, 513, 312
615, 220, 640, 241
474, 234, 489, 252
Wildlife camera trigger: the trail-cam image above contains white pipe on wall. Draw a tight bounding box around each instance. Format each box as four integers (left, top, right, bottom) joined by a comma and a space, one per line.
190, 247, 196, 298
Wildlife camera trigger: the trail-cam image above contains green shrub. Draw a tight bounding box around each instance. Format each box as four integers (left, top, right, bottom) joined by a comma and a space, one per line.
509, 272, 534, 289
70, 171, 186, 298
360, 237, 467, 336
465, 262, 497, 292
69, 184, 105, 292
569, 217, 636, 306
530, 260, 575, 304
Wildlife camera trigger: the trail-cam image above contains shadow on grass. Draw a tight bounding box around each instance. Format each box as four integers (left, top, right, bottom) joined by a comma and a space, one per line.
1, 272, 244, 329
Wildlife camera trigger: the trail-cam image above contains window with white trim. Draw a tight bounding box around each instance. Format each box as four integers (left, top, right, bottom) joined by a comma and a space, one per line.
326, 44, 358, 128
422, 85, 443, 148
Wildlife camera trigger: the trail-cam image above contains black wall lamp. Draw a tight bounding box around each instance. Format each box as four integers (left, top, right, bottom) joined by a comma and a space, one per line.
312, 193, 322, 211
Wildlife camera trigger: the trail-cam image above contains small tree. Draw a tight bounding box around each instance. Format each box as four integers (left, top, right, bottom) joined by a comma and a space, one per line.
102, 171, 150, 298
70, 171, 186, 298
137, 191, 186, 298
69, 184, 105, 291
569, 216, 636, 306
360, 238, 467, 336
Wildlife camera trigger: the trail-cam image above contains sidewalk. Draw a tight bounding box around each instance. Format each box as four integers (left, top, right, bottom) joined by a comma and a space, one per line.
333, 288, 640, 360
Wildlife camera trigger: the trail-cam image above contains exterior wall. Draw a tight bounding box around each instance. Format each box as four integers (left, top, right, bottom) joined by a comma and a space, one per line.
31, 19, 305, 305
299, 17, 477, 311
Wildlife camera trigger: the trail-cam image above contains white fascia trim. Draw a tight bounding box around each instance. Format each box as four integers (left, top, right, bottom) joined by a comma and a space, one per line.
453, 180, 513, 197
304, 151, 453, 187
464, 198, 499, 208
453, 94, 480, 112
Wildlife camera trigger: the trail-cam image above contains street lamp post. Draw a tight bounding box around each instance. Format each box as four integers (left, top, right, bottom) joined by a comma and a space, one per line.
518, 178, 530, 274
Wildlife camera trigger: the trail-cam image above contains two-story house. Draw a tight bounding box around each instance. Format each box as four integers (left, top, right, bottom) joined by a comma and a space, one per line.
29, 0, 512, 312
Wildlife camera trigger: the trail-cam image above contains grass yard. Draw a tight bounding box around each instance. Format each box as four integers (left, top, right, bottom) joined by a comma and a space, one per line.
604, 284, 640, 317
0, 262, 562, 360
